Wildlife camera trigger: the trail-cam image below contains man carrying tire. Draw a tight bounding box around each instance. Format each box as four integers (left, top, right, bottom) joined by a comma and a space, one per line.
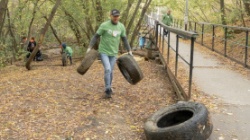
86, 9, 132, 98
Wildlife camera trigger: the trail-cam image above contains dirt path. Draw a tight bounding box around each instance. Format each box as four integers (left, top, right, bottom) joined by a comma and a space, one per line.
0, 53, 176, 140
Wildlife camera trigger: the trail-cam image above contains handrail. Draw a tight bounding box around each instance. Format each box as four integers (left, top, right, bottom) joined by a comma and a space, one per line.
147, 16, 198, 38
145, 15, 198, 100
174, 18, 250, 31
173, 19, 249, 68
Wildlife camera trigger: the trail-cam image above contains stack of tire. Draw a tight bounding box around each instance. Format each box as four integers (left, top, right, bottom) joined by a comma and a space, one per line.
144, 101, 213, 140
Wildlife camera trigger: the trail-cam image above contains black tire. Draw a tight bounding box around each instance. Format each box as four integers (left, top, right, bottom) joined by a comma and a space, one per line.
117, 54, 143, 85
62, 53, 67, 66
77, 49, 99, 75
144, 101, 213, 140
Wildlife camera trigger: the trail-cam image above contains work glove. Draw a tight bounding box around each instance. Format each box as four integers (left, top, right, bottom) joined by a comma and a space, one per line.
128, 51, 133, 56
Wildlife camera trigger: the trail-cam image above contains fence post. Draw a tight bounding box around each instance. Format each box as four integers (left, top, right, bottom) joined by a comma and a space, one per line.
194, 22, 197, 32
155, 21, 159, 49
224, 27, 228, 57
201, 24, 204, 45
188, 37, 195, 100
175, 35, 179, 76
212, 25, 215, 51
167, 30, 171, 64
245, 31, 249, 67
159, 26, 162, 51
162, 27, 164, 54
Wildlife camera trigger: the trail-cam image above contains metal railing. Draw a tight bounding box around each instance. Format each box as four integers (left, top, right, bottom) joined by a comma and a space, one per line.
173, 19, 250, 68
144, 15, 198, 100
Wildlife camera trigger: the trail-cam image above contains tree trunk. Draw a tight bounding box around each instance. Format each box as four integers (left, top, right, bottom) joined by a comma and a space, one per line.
26, 0, 61, 70
243, 0, 250, 16
0, 0, 8, 38
95, 0, 103, 31
220, 0, 227, 25
239, 0, 246, 27
27, 0, 39, 40
61, 5, 89, 46
81, 0, 94, 39
44, 16, 62, 44
126, 0, 142, 35
130, 0, 152, 47
81, 0, 97, 49
65, 11, 82, 46
6, 8, 18, 60
120, 0, 133, 26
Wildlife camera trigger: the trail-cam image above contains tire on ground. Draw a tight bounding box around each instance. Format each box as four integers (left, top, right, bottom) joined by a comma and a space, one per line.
77, 49, 99, 75
117, 54, 143, 85
62, 53, 67, 66
144, 101, 213, 140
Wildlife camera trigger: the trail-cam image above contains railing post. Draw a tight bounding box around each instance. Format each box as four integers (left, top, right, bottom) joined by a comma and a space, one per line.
167, 30, 171, 64
201, 24, 204, 45
194, 22, 197, 33
245, 31, 249, 67
188, 37, 195, 100
162, 27, 164, 54
175, 35, 179, 76
224, 27, 228, 57
155, 21, 159, 49
212, 25, 215, 51
159, 26, 162, 51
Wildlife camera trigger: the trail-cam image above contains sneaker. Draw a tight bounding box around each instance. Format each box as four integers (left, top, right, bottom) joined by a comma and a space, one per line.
105, 88, 112, 98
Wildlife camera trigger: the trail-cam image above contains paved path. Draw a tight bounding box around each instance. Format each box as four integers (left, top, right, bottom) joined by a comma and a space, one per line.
166, 33, 250, 140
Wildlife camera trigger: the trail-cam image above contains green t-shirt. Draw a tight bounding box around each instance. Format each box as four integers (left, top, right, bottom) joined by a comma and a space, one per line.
162, 14, 173, 26
63, 46, 73, 56
97, 20, 126, 56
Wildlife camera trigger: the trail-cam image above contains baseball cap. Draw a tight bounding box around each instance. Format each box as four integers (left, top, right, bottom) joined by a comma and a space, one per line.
111, 9, 120, 16
62, 43, 66, 49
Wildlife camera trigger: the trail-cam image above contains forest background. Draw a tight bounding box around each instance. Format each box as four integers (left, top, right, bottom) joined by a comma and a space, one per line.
0, 0, 250, 67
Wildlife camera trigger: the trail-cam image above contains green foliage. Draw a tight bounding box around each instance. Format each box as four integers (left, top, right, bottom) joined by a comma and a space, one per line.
226, 29, 235, 39
0, 41, 13, 67
227, 8, 242, 24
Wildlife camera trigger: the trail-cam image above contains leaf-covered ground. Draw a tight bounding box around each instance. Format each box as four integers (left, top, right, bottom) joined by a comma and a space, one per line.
0, 52, 177, 140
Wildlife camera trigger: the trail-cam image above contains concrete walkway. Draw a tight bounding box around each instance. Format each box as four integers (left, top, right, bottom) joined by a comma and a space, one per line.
166, 33, 250, 140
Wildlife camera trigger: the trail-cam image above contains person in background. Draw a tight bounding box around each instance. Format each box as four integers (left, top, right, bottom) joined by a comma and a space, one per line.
27, 37, 43, 61
86, 9, 132, 98
61, 43, 73, 65
162, 10, 173, 36
139, 33, 146, 49
20, 36, 27, 50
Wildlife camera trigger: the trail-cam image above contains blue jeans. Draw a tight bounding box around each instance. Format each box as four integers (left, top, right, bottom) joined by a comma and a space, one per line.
100, 53, 116, 90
